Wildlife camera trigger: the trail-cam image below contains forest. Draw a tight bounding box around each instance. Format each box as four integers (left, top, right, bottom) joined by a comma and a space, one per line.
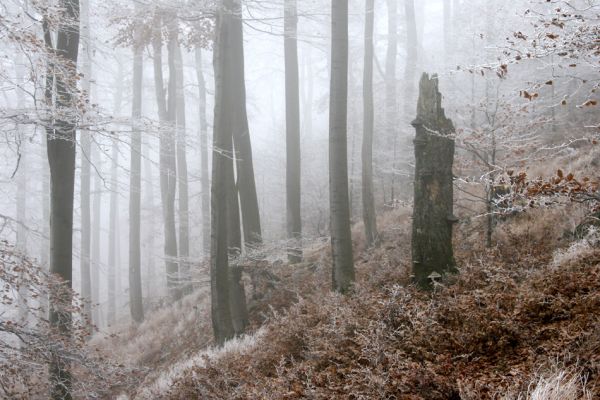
0, 0, 599, 398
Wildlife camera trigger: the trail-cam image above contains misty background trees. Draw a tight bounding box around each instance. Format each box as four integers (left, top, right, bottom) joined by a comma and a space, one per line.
0, 0, 599, 397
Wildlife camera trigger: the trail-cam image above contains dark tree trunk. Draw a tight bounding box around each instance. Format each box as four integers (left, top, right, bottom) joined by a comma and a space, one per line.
153, 13, 179, 300
230, 0, 262, 248
211, 3, 235, 345
411, 73, 456, 290
284, 0, 302, 263
45, 0, 79, 395
329, 0, 354, 293
385, 0, 398, 204
129, 14, 144, 323
194, 48, 211, 255
362, 0, 377, 248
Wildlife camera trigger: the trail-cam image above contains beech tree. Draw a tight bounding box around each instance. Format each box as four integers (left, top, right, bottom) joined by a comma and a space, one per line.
43, 0, 80, 395
128, 0, 144, 322
195, 47, 211, 254
284, 0, 302, 263
329, 0, 354, 293
152, 11, 179, 300
210, 0, 236, 345
362, 0, 377, 248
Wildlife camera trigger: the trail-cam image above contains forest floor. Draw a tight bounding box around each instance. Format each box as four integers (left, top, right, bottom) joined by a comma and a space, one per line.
98, 199, 600, 399
91, 140, 600, 400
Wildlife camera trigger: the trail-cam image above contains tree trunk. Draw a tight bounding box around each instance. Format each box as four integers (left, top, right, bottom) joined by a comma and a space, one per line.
128, 13, 144, 323
411, 73, 456, 290
174, 42, 191, 295
211, 3, 235, 345
194, 47, 211, 255
107, 137, 119, 326
79, 0, 92, 333
153, 12, 179, 300
385, 0, 398, 204
46, 0, 79, 395
284, 0, 302, 263
362, 0, 377, 248
143, 140, 156, 294
329, 0, 354, 293
230, 0, 262, 248
91, 146, 102, 328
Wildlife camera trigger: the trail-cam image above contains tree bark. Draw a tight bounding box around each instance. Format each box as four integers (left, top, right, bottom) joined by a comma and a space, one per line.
79, 0, 92, 334
211, 3, 235, 345
128, 11, 144, 323
230, 0, 262, 248
174, 41, 191, 295
45, 0, 79, 395
194, 47, 211, 255
91, 146, 101, 327
153, 12, 179, 300
411, 73, 456, 290
329, 0, 354, 293
284, 0, 302, 263
385, 0, 398, 204
362, 0, 378, 248
108, 137, 119, 326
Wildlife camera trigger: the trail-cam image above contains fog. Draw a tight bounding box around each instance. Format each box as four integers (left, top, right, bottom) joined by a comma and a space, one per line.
0, 0, 598, 397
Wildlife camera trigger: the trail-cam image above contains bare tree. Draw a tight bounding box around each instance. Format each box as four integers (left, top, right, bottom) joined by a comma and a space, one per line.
385, 0, 398, 203
284, 0, 302, 263
79, 0, 93, 334
362, 0, 377, 248
43, 0, 80, 395
230, 0, 262, 248
329, 0, 354, 293
128, 2, 144, 323
195, 47, 211, 255
152, 11, 179, 300
210, 0, 235, 345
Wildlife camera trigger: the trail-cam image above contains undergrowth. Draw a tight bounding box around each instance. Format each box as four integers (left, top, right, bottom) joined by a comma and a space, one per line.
153, 207, 600, 399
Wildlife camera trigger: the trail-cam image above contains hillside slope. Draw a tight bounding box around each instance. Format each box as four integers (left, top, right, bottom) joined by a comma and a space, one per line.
99, 204, 599, 399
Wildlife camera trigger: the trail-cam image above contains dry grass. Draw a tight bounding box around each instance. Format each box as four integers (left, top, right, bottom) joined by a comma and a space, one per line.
160, 207, 600, 399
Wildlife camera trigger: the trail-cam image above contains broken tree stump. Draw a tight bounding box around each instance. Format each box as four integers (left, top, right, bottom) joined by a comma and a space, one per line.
411, 73, 457, 290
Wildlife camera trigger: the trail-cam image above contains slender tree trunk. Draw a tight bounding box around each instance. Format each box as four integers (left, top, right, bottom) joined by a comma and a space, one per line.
143, 142, 156, 294
91, 146, 101, 327
385, 0, 398, 204
174, 43, 191, 295
79, 0, 92, 333
284, 0, 302, 263
329, 0, 354, 293
194, 48, 211, 255
153, 12, 179, 300
211, 3, 235, 345
40, 132, 50, 319
45, 0, 79, 394
107, 137, 119, 326
362, 0, 378, 247
230, 0, 262, 248
411, 73, 456, 290
128, 13, 144, 323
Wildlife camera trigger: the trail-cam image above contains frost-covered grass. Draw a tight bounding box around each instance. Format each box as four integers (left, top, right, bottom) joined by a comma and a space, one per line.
134, 328, 265, 399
